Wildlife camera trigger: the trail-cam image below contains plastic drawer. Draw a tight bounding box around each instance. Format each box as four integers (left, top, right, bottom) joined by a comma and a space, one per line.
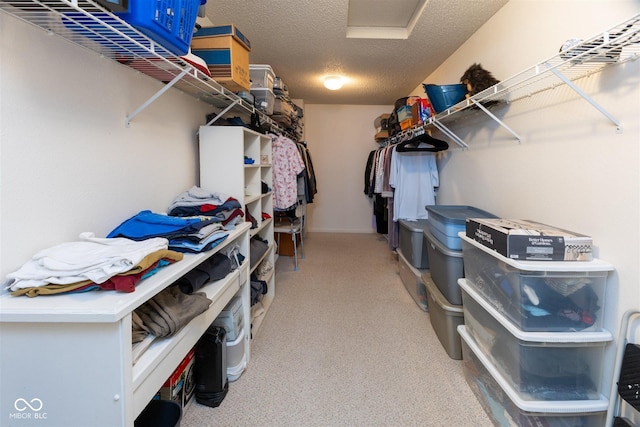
460, 233, 613, 332
460, 279, 611, 401
459, 325, 608, 427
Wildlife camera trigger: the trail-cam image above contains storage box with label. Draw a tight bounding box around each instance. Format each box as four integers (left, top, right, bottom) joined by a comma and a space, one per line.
460, 233, 613, 332
466, 218, 593, 261
191, 25, 251, 91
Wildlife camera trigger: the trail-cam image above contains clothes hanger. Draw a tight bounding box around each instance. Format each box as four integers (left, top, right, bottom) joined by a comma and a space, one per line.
395, 131, 449, 152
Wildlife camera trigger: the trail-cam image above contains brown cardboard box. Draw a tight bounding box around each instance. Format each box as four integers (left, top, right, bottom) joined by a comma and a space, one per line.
275, 232, 302, 257
191, 25, 251, 91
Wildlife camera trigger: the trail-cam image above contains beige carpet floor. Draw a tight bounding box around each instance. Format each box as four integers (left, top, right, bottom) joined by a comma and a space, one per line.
181, 232, 492, 427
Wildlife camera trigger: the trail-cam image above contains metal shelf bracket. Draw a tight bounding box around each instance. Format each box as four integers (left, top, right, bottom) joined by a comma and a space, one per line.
126, 68, 190, 127
544, 62, 623, 133
431, 119, 469, 149
469, 98, 523, 143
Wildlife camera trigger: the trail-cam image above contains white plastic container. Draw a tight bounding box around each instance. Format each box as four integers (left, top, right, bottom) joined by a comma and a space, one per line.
459, 325, 608, 427
212, 296, 243, 341
226, 327, 246, 382
250, 88, 275, 115
249, 64, 275, 90
460, 278, 611, 401
226, 327, 245, 368
459, 232, 613, 332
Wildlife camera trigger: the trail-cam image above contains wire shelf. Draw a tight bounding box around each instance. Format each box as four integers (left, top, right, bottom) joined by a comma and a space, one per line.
0, 0, 293, 136
384, 12, 640, 148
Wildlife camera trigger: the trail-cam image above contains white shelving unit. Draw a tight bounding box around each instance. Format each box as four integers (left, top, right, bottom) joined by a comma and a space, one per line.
385, 13, 640, 148
0, 222, 251, 426
199, 126, 276, 337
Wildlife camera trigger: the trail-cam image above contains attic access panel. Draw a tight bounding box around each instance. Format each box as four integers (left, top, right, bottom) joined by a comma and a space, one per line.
346, 0, 428, 39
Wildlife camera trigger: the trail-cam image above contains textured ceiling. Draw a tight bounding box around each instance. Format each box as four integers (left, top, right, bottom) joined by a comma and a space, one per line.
203, 0, 509, 105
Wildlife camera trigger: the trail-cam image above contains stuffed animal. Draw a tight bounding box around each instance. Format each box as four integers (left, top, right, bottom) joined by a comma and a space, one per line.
460, 63, 500, 98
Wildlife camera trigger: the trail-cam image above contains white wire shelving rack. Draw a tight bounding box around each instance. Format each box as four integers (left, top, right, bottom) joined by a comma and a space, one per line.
0, 0, 294, 136
384, 12, 640, 149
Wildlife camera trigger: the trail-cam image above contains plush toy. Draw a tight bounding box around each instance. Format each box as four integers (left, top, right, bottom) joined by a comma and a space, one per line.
460, 63, 500, 98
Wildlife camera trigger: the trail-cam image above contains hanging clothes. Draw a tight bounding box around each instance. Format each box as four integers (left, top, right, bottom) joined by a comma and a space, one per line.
295, 141, 318, 204
271, 134, 306, 210
389, 145, 439, 221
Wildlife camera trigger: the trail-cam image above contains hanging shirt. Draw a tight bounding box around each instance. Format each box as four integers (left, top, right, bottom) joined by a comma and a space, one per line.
389, 146, 438, 221
272, 135, 306, 210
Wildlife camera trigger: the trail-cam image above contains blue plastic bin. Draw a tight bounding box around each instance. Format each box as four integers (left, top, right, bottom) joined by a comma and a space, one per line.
426, 205, 498, 251
423, 84, 467, 113
64, 0, 200, 56
115, 0, 201, 55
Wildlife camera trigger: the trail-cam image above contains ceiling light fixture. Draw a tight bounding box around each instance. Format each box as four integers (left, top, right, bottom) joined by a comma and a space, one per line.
323, 75, 344, 90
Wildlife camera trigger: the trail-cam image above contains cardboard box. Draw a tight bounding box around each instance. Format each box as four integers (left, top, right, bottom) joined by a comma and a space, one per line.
191, 25, 251, 91
160, 348, 196, 409
466, 218, 593, 261
276, 232, 302, 257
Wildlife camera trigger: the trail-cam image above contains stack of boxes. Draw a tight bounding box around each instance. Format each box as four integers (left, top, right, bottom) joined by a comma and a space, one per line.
249, 64, 303, 136
397, 219, 431, 312
191, 25, 252, 92
419, 206, 496, 359
457, 222, 614, 425
249, 64, 276, 116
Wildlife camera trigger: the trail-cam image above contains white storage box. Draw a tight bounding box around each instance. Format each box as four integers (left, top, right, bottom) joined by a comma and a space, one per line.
460, 233, 613, 332
212, 296, 244, 341
398, 250, 428, 312
226, 328, 246, 382
459, 325, 608, 427
250, 88, 275, 115
426, 205, 497, 251
424, 273, 464, 359
226, 327, 245, 368
424, 226, 464, 305
459, 279, 611, 401
249, 64, 275, 90
227, 354, 247, 382
399, 219, 430, 269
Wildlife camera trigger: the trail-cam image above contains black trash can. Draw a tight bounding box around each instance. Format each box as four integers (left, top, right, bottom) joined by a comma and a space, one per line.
134, 399, 182, 427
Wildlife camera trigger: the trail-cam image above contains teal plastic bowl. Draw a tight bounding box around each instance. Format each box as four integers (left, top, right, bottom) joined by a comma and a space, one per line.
423, 84, 467, 113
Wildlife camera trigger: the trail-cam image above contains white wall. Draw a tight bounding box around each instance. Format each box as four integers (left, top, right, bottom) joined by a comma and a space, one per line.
304, 104, 391, 233
0, 13, 211, 279
410, 0, 640, 398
